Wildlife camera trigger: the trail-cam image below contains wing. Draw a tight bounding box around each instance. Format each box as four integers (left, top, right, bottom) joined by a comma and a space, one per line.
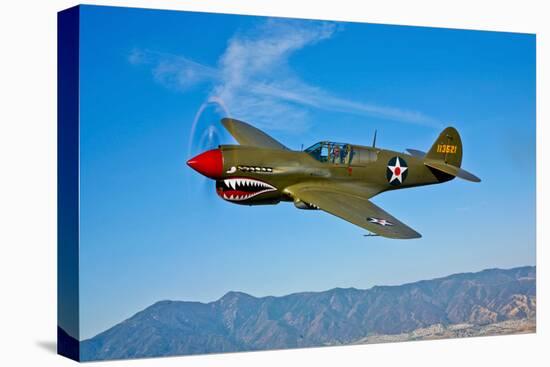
285, 183, 421, 239
221, 118, 289, 150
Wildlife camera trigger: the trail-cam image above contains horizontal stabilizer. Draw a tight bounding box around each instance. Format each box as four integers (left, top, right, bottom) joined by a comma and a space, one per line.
424, 160, 481, 182
406, 148, 426, 157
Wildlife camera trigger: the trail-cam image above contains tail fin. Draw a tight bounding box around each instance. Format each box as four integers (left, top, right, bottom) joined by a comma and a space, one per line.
425, 127, 463, 167
423, 127, 481, 182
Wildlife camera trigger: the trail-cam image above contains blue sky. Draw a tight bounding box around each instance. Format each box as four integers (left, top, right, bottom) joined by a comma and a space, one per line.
78, 5, 536, 339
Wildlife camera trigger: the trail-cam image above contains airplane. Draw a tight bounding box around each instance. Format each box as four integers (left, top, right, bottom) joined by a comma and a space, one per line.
187, 118, 480, 239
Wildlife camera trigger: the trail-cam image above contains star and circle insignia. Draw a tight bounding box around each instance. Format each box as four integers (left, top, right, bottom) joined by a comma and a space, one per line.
386, 156, 408, 185
367, 217, 394, 226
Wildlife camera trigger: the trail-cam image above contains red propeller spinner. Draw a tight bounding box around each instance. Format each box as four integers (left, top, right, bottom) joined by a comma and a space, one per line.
186, 149, 223, 179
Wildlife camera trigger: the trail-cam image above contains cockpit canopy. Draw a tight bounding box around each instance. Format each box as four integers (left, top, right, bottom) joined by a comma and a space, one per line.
305, 141, 354, 164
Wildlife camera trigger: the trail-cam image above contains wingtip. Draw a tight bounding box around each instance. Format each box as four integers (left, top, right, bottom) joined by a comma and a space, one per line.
221, 117, 255, 131
406, 228, 422, 239
406, 232, 422, 239
221, 117, 248, 125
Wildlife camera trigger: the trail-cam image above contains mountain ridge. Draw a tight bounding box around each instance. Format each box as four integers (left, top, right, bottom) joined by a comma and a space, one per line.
149, 266, 535, 306
81, 265, 536, 361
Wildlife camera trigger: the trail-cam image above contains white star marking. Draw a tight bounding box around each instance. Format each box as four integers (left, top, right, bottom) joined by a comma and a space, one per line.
387, 157, 408, 184
367, 217, 394, 226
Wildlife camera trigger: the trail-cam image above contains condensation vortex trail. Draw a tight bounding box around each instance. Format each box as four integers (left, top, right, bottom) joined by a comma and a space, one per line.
187, 96, 230, 159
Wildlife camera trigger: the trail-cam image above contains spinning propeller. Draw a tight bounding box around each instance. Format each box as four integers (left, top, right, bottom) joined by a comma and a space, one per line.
187, 98, 230, 196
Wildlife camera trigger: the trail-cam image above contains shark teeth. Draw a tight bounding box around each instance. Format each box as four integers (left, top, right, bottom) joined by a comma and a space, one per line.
220, 178, 276, 202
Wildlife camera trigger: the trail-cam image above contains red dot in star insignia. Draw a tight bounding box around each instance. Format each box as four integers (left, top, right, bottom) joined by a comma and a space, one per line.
395, 167, 401, 175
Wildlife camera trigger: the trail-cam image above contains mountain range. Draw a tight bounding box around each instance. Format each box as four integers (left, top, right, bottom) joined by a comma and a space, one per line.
80, 266, 536, 361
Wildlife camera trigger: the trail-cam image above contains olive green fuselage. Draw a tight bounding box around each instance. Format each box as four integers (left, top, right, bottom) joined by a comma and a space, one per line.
216, 144, 453, 206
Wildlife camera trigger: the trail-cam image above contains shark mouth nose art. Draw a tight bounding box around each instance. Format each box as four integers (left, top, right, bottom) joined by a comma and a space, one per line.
216, 178, 276, 201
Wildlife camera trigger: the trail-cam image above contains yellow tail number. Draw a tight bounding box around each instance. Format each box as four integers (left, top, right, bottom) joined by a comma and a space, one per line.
436, 144, 457, 154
